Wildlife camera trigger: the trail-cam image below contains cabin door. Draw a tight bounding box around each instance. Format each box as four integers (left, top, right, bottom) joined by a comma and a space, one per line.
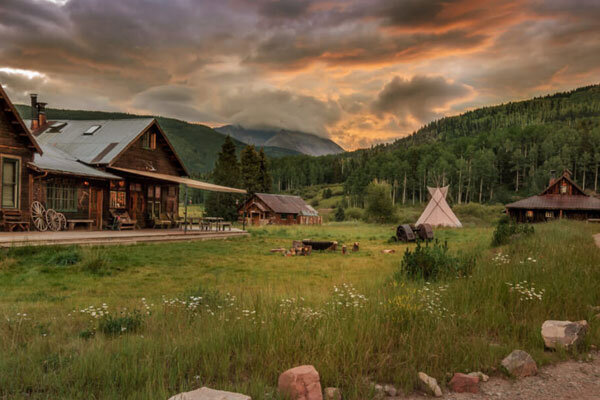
89, 187, 103, 230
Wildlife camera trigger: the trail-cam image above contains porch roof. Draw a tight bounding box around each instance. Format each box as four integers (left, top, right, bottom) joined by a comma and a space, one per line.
109, 167, 246, 194
30, 144, 122, 180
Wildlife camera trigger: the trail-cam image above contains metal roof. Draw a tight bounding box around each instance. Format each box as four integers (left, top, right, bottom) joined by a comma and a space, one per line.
110, 167, 247, 194
253, 193, 319, 216
505, 195, 600, 211
27, 118, 154, 165
30, 144, 122, 180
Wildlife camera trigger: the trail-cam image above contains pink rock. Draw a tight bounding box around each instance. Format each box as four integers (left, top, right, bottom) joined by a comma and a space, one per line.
448, 373, 479, 393
278, 365, 323, 400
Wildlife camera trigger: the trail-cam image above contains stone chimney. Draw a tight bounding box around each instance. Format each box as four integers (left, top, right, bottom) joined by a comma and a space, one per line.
549, 169, 556, 186
37, 102, 47, 128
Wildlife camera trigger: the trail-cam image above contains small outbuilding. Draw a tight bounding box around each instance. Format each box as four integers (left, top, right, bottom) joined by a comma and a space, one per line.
506, 170, 600, 222
416, 186, 462, 228
239, 193, 321, 225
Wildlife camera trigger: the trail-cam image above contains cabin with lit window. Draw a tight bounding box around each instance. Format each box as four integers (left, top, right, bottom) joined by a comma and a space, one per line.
25, 93, 190, 229
506, 170, 600, 222
239, 193, 321, 225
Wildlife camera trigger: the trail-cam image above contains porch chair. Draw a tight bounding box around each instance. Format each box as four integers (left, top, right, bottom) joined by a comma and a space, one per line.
152, 213, 171, 229
167, 212, 184, 228
110, 210, 136, 231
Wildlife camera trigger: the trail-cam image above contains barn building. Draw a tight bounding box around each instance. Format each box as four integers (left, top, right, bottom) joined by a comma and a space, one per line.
239, 193, 321, 225
0, 88, 244, 231
506, 170, 600, 222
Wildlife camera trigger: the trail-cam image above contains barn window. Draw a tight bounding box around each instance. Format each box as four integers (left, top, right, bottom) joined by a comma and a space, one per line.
141, 132, 156, 150
46, 184, 77, 212
1, 157, 19, 208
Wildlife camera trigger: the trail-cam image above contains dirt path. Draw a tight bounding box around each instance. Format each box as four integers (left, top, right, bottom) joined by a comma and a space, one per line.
402, 353, 600, 400
595, 233, 600, 248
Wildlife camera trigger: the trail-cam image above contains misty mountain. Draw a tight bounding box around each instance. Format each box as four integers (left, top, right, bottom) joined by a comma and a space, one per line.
215, 125, 344, 156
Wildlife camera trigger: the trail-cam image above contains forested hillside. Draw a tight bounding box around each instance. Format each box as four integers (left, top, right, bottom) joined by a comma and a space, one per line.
271, 84, 600, 205
15, 105, 299, 174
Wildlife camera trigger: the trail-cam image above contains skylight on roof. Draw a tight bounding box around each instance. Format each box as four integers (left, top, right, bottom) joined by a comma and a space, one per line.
83, 125, 101, 135
51, 122, 67, 129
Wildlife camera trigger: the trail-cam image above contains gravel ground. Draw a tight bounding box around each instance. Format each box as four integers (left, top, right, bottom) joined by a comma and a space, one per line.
400, 353, 600, 400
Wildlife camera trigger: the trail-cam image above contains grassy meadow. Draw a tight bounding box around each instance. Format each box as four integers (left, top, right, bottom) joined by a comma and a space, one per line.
0, 214, 599, 399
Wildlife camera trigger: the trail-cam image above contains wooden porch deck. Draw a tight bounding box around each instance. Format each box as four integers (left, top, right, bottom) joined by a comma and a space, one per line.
0, 227, 248, 247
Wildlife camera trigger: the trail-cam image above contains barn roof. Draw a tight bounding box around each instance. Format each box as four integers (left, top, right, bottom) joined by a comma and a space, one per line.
505, 195, 600, 211
28, 118, 155, 165
253, 193, 318, 216
30, 144, 121, 180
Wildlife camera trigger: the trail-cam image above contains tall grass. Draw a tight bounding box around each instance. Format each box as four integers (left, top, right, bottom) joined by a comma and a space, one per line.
0, 221, 598, 399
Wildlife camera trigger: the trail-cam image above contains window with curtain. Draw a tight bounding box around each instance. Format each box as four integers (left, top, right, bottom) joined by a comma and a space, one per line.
2, 158, 19, 208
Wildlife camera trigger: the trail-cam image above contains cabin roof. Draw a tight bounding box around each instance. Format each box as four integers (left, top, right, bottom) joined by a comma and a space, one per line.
506, 194, 600, 210
30, 144, 121, 180
251, 193, 318, 216
0, 86, 43, 154
28, 118, 155, 165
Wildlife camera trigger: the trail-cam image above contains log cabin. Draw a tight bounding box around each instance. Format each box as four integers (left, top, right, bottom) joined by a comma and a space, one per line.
0, 86, 43, 230
239, 193, 321, 225
506, 170, 600, 222
0, 89, 244, 231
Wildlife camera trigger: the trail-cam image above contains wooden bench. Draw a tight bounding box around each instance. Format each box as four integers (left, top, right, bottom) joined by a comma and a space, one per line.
67, 219, 94, 231
1, 210, 29, 231
153, 214, 172, 229
220, 222, 232, 231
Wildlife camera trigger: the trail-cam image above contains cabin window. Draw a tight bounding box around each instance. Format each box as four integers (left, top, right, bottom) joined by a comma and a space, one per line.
147, 184, 161, 217
545, 211, 554, 219
141, 132, 156, 150
109, 180, 126, 209
1, 158, 19, 208
526, 210, 534, 219
560, 182, 567, 194
46, 184, 77, 212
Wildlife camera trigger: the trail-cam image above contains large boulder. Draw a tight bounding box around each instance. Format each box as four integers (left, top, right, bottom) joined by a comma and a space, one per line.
448, 373, 479, 393
278, 365, 323, 400
168, 387, 251, 400
501, 350, 537, 378
541, 320, 588, 349
417, 372, 442, 397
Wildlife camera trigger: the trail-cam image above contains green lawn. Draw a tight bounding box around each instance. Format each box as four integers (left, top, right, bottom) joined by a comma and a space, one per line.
0, 220, 599, 399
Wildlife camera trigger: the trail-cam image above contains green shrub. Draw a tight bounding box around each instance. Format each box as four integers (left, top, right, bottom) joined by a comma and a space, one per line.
310, 198, 320, 207
344, 207, 364, 221
47, 247, 81, 266
491, 216, 534, 246
334, 206, 345, 222
365, 181, 396, 223
395, 240, 474, 281
322, 188, 333, 199
98, 310, 144, 336
79, 249, 114, 276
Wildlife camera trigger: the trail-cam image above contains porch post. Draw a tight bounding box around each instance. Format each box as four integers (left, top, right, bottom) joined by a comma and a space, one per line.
184, 185, 188, 234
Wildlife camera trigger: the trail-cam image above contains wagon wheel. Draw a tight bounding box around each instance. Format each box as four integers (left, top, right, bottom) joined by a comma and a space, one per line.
45, 209, 62, 232
30, 201, 48, 231
57, 213, 67, 231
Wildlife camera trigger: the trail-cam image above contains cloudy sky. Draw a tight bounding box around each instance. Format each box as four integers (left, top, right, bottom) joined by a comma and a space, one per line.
1, 0, 599, 150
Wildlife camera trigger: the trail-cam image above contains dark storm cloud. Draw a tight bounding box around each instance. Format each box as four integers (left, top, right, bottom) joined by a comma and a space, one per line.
258, 0, 313, 19
1, 0, 600, 148
372, 75, 471, 121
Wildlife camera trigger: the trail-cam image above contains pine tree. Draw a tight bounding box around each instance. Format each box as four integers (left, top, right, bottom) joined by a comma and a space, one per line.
258, 148, 272, 193
240, 145, 262, 194
205, 136, 242, 221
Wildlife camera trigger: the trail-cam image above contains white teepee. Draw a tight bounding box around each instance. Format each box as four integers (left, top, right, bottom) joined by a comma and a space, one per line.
416, 186, 462, 228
